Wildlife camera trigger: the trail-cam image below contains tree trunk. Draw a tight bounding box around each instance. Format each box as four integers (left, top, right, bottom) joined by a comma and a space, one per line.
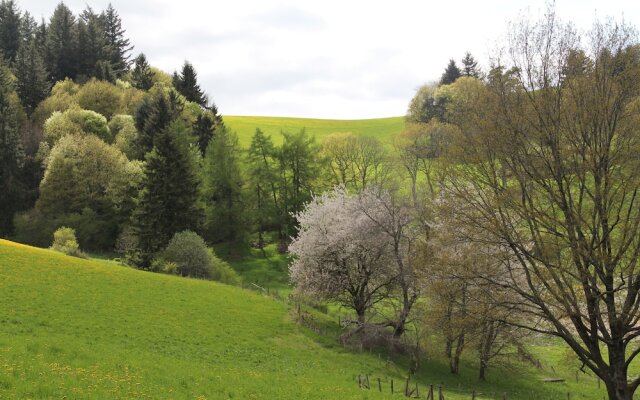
605, 348, 633, 400
450, 332, 465, 374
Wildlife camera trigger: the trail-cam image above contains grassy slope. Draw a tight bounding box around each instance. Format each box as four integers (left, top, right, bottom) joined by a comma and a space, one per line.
0, 239, 613, 399
224, 115, 405, 147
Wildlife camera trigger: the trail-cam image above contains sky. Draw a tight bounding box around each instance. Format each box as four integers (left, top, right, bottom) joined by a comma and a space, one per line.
21, 0, 640, 119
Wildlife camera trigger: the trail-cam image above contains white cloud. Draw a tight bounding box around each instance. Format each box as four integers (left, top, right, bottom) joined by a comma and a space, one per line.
20, 0, 640, 118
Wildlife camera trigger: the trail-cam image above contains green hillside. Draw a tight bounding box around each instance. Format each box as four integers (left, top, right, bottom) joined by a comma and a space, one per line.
224, 116, 405, 147
0, 239, 610, 399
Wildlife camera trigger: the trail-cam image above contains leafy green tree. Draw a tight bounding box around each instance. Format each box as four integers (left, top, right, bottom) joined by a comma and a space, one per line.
13, 38, 49, 114
76, 78, 121, 119
461, 52, 480, 78
279, 129, 321, 239
246, 129, 279, 248
130, 53, 153, 90
439, 59, 461, 85
173, 61, 207, 106
0, 61, 24, 236
0, 0, 22, 61
133, 121, 201, 267
101, 3, 132, 77
43, 108, 111, 145
202, 126, 246, 246
406, 83, 447, 123
45, 2, 77, 82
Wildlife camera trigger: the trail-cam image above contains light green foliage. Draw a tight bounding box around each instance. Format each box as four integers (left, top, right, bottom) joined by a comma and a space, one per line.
225, 115, 405, 148
50, 226, 84, 257
31, 89, 77, 128
76, 79, 122, 119
207, 248, 241, 285
43, 108, 110, 145
149, 67, 172, 87
160, 231, 212, 279
109, 114, 139, 158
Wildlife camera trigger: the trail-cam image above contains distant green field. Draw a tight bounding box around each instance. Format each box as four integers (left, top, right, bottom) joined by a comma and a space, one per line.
0, 239, 614, 399
224, 115, 405, 147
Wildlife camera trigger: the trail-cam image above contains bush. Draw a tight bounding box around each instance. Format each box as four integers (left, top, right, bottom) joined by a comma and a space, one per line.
162, 231, 212, 279
50, 226, 85, 258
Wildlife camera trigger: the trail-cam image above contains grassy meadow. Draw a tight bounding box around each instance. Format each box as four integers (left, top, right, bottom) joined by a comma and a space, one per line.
0, 238, 616, 399
224, 115, 405, 147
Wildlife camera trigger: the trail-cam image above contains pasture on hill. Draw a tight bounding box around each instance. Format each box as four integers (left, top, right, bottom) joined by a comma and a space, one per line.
224, 116, 405, 147
0, 239, 617, 399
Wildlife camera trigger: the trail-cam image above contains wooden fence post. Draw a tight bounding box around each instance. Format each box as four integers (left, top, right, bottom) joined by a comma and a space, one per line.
472, 390, 476, 400
415, 382, 420, 398
378, 377, 382, 392
438, 385, 444, 400
428, 384, 434, 400
366, 374, 370, 389
391, 379, 394, 394
358, 374, 361, 388
405, 377, 410, 396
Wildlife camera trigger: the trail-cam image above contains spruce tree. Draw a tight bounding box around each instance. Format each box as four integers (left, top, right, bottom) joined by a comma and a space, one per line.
45, 3, 77, 82
102, 3, 132, 77
461, 52, 481, 78
19, 12, 37, 44
76, 6, 106, 78
0, 61, 24, 236
439, 59, 461, 85
133, 122, 201, 267
13, 39, 49, 114
134, 91, 180, 158
202, 126, 246, 247
174, 61, 207, 106
130, 53, 153, 90
0, 0, 21, 61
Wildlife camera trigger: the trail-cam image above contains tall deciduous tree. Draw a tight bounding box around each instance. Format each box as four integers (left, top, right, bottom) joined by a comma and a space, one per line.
443, 10, 640, 399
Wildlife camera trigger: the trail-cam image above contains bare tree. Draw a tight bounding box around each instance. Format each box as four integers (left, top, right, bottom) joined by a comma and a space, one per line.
442, 8, 640, 399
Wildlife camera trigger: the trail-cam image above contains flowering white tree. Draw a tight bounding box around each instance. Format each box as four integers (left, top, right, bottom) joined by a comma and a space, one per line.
289, 187, 395, 324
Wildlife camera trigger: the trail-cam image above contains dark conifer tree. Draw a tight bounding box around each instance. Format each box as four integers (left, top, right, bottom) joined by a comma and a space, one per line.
102, 3, 132, 77
130, 53, 154, 90
193, 112, 215, 157
0, 0, 21, 61
174, 61, 207, 106
76, 6, 106, 78
45, 3, 77, 82
0, 61, 24, 236
134, 92, 178, 158
13, 39, 49, 114
461, 52, 481, 78
19, 11, 37, 44
439, 59, 461, 85
133, 122, 201, 267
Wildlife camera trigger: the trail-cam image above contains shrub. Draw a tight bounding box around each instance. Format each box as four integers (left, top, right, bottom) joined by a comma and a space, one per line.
162, 231, 212, 279
50, 227, 85, 258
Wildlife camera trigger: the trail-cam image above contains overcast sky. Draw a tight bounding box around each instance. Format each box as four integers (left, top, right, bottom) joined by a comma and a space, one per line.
21, 0, 640, 119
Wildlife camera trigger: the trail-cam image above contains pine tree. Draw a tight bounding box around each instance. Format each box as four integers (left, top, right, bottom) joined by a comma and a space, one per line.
0, 0, 22, 62
133, 122, 201, 268
439, 59, 461, 85
0, 61, 24, 236
19, 11, 37, 44
461, 52, 481, 78
130, 53, 153, 90
201, 126, 246, 247
134, 91, 181, 158
174, 61, 207, 106
13, 39, 49, 114
76, 6, 106, 78
45, 3, 77, 82
101, 3, 132, 77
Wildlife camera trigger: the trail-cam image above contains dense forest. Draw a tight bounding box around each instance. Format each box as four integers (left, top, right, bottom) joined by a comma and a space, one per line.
3, 2, 640, 399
